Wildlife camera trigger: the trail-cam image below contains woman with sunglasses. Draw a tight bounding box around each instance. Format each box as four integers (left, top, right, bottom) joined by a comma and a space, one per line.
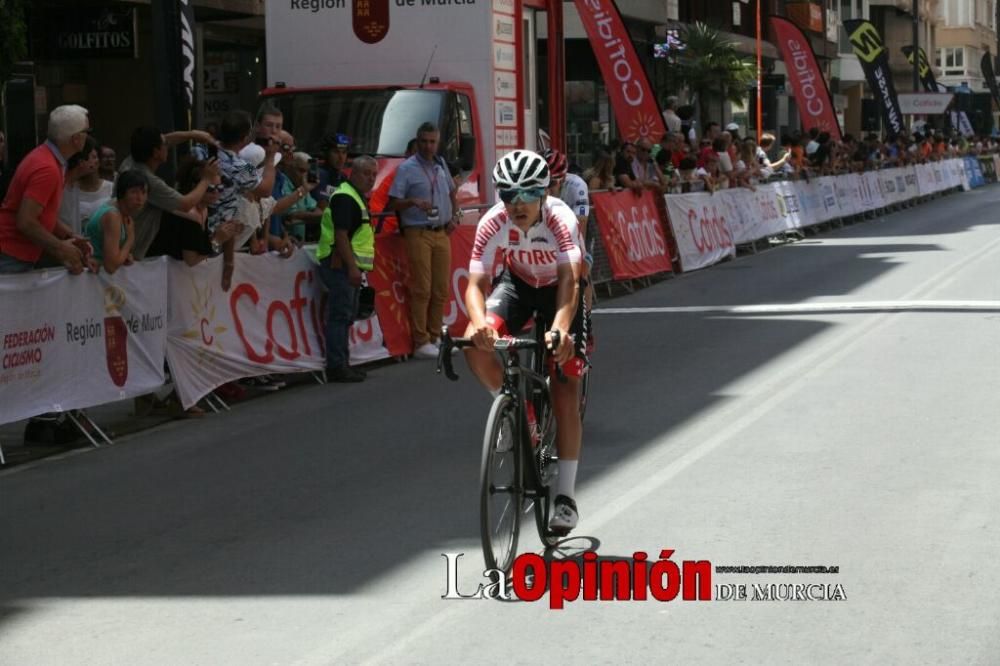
465, 149, 588, 535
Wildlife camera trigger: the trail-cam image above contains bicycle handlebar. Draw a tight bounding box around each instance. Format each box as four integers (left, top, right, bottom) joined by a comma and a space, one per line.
436, 326, 566, 383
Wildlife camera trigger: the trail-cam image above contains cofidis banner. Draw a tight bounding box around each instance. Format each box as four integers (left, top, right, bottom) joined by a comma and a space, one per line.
590, 190, 673, 279
770, 16, 842, 141
572, 0, 666, 143
845, 19, 904, 138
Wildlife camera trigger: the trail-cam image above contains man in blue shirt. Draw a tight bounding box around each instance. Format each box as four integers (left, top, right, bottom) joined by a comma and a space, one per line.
387, 122, 460, 359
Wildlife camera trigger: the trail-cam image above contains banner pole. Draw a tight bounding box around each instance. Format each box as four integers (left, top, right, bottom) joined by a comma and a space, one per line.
756, 0, 763, 142
912, 0, 919, 94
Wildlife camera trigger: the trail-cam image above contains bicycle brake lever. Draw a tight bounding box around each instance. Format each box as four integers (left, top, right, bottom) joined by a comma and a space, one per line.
546, 330, 569, 384
437, 329, 460, 381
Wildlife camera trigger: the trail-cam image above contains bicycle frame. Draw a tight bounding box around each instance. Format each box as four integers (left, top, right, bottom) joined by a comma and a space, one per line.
438, 326, 562, 484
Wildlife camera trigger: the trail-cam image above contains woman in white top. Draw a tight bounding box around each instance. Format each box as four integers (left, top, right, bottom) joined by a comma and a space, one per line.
58, 136, 112, 235
77, 141, 115, 223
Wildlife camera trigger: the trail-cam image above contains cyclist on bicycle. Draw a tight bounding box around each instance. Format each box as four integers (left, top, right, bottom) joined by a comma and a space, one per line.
464, 149, 588, 533
542, 148, 589, 240
543, 148, 595, 344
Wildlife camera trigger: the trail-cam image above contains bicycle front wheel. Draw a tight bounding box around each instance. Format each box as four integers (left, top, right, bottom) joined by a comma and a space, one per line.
480, 394, 522, 574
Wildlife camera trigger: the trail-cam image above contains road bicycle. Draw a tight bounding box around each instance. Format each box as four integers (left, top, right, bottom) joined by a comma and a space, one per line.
438, 324, 564, 574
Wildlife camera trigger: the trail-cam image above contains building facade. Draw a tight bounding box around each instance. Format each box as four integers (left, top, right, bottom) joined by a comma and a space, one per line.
934, 0, 998, 91
8, 0, 265, 161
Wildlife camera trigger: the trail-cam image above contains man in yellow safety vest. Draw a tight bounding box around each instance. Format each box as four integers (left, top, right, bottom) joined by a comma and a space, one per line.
316, 155, 378, 382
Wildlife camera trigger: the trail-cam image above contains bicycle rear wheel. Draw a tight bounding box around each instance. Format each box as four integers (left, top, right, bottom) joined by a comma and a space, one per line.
480, 394, 522, 574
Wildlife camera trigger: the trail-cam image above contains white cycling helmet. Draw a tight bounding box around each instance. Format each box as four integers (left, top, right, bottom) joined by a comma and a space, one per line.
493, 150, 550, 190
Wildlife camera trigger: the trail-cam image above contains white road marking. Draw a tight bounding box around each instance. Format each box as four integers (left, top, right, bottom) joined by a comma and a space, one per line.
593, 301, 1000, 316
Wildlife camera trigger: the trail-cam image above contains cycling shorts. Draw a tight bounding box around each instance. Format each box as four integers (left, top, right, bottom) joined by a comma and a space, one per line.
484, 270, 590, 378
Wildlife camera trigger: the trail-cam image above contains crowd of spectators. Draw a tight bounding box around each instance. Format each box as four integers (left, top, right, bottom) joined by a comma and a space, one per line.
0, 101, 467, 419
0, 103, 387, 416
1, 100, 997, 422
580, 100, 1000, 196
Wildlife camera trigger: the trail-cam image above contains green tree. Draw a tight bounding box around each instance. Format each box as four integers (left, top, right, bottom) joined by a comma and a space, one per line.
672, 22, 757, 132
0, 0, 29, 84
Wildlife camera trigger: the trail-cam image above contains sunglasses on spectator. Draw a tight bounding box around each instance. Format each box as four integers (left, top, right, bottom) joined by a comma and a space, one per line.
498, 187, 546, 204
205, 184, 224, 193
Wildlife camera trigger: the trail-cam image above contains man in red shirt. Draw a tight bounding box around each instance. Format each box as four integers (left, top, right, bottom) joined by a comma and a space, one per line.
0, 104, 95, 274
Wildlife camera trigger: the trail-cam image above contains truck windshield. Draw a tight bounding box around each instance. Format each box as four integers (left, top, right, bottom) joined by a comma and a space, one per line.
263, 89, 445, 158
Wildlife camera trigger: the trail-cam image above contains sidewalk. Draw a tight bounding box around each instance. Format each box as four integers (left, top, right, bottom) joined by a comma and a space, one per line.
0, 373, 324, 469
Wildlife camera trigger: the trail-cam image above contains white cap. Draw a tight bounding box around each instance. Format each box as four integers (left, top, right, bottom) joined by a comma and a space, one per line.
725, 122, 740, 132
238, 143, 281, 168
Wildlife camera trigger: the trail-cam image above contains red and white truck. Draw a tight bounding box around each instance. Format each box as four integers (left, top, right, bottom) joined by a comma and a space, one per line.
262, 0, 548, 208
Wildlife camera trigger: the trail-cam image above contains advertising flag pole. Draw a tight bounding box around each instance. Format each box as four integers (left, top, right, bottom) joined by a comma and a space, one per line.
756, 0, 763, 142
912, 0, 920, 94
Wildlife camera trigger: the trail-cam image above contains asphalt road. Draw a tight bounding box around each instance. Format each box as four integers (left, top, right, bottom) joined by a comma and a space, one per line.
3, 186, 999, 665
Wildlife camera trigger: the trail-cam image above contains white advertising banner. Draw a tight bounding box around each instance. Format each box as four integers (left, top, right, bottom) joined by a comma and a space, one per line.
715, 188, 758, 245
904, 166, 919, 199
877, 168, 902, 205
663, 192, 737, 272
940, 160, 962, 189
916, 163, 935, 196
897, 93, 955, 115
746, 185, 790, 238
816, 177, 843, 223
931, 164, 947, 192
0, 259, 168, 425
859, 172, 885, 210
951, 159, 967, 189
792, 180, 821, 227
835, 175, 860, 217
772, 181, 806, 230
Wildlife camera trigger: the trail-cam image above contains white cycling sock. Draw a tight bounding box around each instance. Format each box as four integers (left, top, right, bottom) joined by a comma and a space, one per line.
556, 460, 578, 500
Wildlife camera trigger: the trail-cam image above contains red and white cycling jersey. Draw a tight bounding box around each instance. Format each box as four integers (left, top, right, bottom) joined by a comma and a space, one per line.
469, 196, 583, 288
